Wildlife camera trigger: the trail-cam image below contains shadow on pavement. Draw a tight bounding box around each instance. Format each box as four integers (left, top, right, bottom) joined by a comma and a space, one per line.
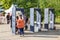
19, 29, 60, 38
24, 29, 60, 35
21, 35, 58, 38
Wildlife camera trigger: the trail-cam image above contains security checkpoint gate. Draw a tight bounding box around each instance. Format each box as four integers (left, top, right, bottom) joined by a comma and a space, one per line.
44, 8, 55, 30
35, 8, 41, 32
12, 7, 41, 34
12, 6, 55, 34
49, 8, 54, 30
30, 8, 41, 32
12, 5, 24, 34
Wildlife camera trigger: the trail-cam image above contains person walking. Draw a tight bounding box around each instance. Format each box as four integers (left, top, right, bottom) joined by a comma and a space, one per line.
6, 13, 11, 24
10, 14, 12, 28
17, 15, 25, 36
23, 15, 28, 30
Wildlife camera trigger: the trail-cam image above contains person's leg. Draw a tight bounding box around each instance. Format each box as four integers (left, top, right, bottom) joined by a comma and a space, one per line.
19, 28, 22, 35
10, 21, 12, 28
16, 27, 18, 32
18, 28, 20, 34
25, 25, 28, 30
7, 20, 9, 24
15, 27, 18, 34
7, 20, 8, 24
8, 20, 10, 24
21, 28, 24, 36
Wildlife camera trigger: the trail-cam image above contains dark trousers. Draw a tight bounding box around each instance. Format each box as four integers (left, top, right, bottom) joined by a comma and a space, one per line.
25, 25, 28, 30
7, 20, 10, 24
10, 21, 12, 28
16, 27, 18, 32
19, 28, 24, 35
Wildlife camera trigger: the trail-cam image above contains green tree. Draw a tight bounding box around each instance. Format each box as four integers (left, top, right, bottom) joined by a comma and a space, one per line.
0, 0, 12, 9
0, 0, 60, 17
39, 0, 60, 16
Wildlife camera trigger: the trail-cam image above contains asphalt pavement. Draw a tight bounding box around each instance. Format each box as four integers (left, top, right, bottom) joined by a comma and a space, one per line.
0, 24, 60, 40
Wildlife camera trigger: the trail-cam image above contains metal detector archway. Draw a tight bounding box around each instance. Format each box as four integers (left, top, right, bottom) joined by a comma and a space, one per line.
44, 8, 55, 30
12, 5, 24, 34
30, 8, 41, 32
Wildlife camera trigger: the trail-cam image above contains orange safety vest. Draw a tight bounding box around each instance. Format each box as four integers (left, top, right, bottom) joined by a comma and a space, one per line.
17, 19, 25, 28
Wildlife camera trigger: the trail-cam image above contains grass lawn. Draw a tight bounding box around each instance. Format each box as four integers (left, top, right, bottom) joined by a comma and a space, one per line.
55, 17, 60, 23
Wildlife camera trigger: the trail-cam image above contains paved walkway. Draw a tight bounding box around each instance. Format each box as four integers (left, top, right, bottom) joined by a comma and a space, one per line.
0, 24, 60, 40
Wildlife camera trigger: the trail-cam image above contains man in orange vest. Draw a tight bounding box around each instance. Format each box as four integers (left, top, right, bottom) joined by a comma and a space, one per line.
17, 15, 25, 36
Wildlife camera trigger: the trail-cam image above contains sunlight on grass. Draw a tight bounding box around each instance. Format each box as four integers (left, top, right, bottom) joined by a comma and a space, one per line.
55, 17, 60, 23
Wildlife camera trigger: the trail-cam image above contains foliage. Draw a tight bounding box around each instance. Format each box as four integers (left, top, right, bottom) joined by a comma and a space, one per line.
0, 0, 12, 9
2, 12, 6, 16
39, 0, 60, 16
0, 0, 60, 23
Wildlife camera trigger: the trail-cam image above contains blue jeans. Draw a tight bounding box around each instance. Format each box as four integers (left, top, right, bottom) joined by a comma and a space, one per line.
19, 28, 24, 35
